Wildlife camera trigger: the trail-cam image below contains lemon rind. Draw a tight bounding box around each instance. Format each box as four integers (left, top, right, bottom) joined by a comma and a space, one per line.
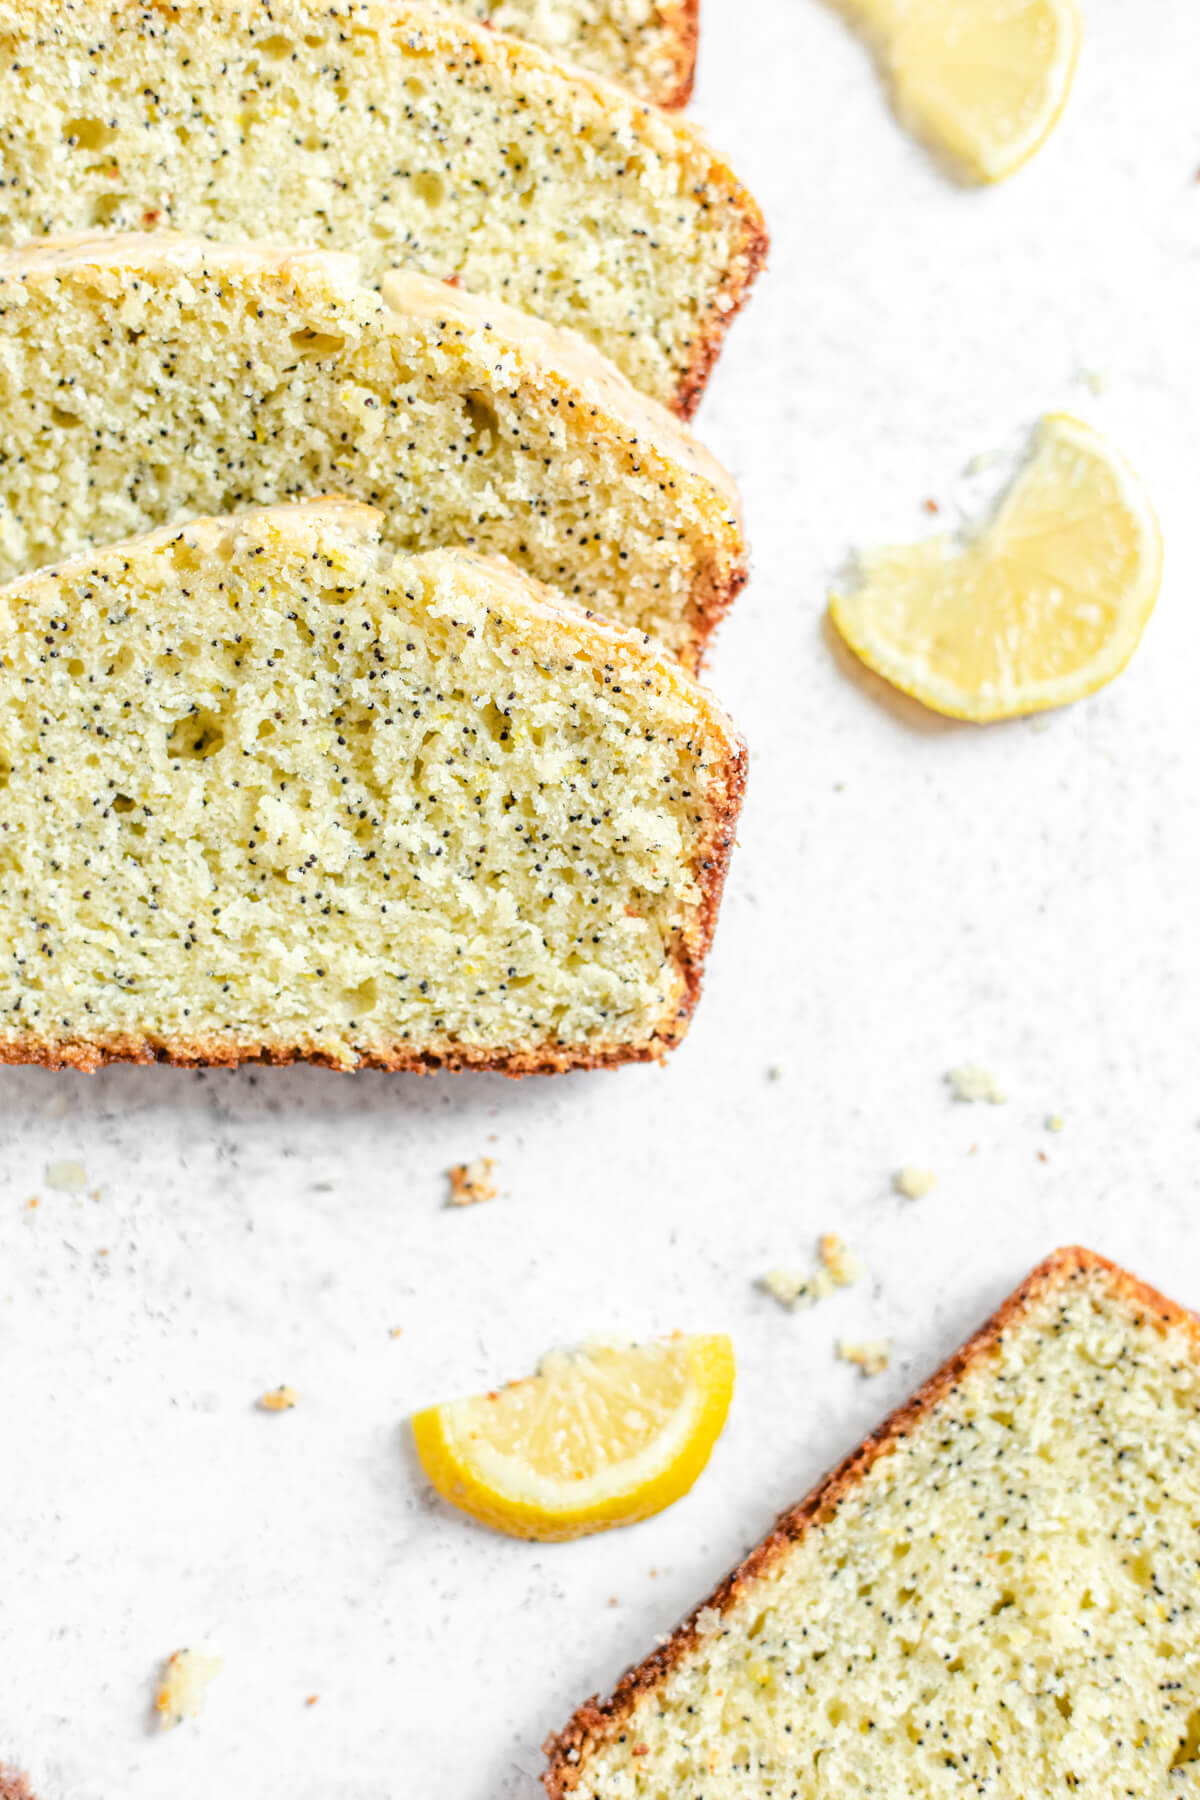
412, 1335, 735, 1542
829, 413, 1163, 724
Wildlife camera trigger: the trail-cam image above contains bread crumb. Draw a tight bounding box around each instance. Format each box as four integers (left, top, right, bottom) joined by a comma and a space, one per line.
447, 1158, 496, 1206
45, 1159, 87, 1193
389, 1326, 404, 1339
1046, 1113, 1065, 1132
761, 1266, 835, 1308
24, 1196, 39, 1211
1078, 368, 1108, 395
819, 1232, 865, 1287
838, 1338, 891, 1377
946, 1064, 1007, 1104
762, 1234, 864, 1309
304, 1694, 319, 1707
765, 1065, 783, 1082
923, 497, 940, 515
893, 1166, 936, 1200
257, 1385, 299, 1412
154, 1650, 222, 1729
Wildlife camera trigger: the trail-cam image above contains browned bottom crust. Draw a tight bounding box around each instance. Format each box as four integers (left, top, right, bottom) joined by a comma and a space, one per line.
544, 1246, 1199, 1794
1, 740, 746, 1078
0, 1769, 36, 1800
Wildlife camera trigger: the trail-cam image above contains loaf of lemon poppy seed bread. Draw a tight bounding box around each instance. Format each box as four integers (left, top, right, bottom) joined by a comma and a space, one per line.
0, 0, 767, 415
0, 498, 745, 1073
444, 0, 697, 105
0, 233, 746, 670
547, 1247, 1200, 1796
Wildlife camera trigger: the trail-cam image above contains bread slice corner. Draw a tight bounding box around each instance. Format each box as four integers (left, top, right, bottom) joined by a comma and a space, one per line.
546, 1246, 1200, 1795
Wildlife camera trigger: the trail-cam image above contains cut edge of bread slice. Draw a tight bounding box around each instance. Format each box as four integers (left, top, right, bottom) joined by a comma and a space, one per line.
544, 1245, 1196, 1793
0, 0, 769, 417
0, 230, 748, 668
0, 496, 747, 1076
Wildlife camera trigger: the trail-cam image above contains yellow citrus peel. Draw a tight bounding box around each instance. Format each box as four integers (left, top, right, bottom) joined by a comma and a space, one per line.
841, 0, 1082, 183
412, 1333, 734, 1541
830, 414, 1162, 722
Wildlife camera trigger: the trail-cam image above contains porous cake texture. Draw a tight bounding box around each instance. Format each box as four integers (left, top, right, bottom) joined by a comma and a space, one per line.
547, 1247, 1200, 1796
0, 233, 746, 669
0, 499, 745, 1073
445, 0, 697, 106
0, 0, 768, 414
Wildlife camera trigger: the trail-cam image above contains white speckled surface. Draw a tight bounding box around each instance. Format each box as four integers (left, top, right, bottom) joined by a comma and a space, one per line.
3, 5, 1200, 1795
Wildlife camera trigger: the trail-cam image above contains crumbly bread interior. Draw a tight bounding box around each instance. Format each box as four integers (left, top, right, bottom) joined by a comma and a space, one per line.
445, 0, 694, 105
553, 1255, 1200, 1795
0, 501, 743, 1071
0, 0, 766, 411
0, 235, 745, 667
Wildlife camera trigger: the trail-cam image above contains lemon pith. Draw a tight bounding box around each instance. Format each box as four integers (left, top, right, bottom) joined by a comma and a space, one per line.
841, 0, 1082, 184
412, 1334, 735, 1541
829, 414, 1163, 723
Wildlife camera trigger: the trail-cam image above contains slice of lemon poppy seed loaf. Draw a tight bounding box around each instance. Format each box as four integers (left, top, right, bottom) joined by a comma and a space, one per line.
0, 233, 746, 670
0, 0, 767, 415
0, 499, 745, 1073
445, 0, 697, 106
547, 1247, 1200, 1797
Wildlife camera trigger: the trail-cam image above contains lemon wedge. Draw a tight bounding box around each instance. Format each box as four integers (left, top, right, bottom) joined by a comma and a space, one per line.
411, 1334, 734, 1541
841, 0, 1081, 183
829, 414, 1162, 722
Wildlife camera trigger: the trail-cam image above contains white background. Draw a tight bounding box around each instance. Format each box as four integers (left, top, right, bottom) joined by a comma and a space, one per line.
2, 3, 1199, 1794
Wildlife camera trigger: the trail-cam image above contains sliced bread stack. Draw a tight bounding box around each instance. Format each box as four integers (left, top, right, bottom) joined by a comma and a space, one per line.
0, 0, 765, 413
0, 0, 763, 1070
0, 232, 745, 670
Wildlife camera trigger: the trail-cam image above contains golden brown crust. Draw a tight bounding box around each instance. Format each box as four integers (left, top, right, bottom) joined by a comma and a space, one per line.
652, 0, 698, 109
0, 1770, 36, 1800
674, 187, 769, 423
544, 1247, 1198, 1794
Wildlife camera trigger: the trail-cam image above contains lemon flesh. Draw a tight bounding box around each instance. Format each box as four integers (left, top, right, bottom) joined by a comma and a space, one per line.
830, 414, 1162, 723
844, 0, 1081, 183
412, 1334, 734, 1541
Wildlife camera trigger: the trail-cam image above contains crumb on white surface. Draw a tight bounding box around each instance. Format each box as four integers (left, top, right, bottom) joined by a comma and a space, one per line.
893, 1166, 936, 1200
837, 1338, 891, 1377
946, 1063, 1007, 1104
819, 1232, 865, 1287
447, 1158, 496, 1206
1046, 1113, 1065, 1132
154, 1649, 223, 1729
765, 1064, 784, 1082
257, 1385, 299, 1413
760, 1266, 835, 1308
761, 1234, 864, 1309
44, 1159, 87, 1193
